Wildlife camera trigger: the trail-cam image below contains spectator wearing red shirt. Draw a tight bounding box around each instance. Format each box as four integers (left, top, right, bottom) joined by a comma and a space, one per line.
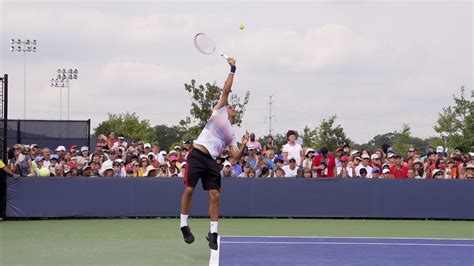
390, 155, 409, 178
312, 147, 336, 177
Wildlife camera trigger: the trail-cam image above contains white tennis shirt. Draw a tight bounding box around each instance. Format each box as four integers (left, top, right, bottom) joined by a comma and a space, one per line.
194, 106, 237, 159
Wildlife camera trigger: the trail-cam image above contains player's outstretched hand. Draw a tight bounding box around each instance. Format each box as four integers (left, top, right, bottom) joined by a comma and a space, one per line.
241, 131, 249, 145
227, 57, 236, 66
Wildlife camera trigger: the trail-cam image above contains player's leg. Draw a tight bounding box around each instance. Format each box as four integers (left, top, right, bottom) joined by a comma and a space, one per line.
180, 186, 195, 244
207, 188, 220, 249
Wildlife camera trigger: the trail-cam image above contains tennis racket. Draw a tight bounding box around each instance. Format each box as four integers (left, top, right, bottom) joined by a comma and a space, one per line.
194, 33, 229, 59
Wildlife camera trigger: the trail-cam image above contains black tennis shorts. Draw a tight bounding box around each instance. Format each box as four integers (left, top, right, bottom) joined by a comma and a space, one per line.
185, 148, 221, 190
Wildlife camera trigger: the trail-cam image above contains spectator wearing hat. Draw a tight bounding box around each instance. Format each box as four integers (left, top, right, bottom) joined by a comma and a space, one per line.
48, 154, 60, 176
113, 136, 128, 149
432, 169, 444, 179
101, 149, 119, 174
168, 155, 180, 177
412, 158, 424, 178
372, 167, 381, 178
370, 154, 382, 171
113, 159, 126, 177
302, 148, 315, 174
101, 166, 114, 177
282, 130, 304, 167
436, 146, 445, 159
174, 146, 186, 164
147, 152, 160, 168
336, 155, 352, 177
143, 165, 158, 177
389, 155, 408, 178
313, 147, 336, 178
464, 163, 474, 179
55, 145, 67, 161
238, 164, 251, 177
178, 162, 187, 177
33, 156, 50, 177
138, 156, 149, 177
382, 168, 391, 178
182, 140, 191, 151
75, 146, 90, 168
355, 153, 373, 178
144, 143, 152, 155
245, 145, 258, 165
246, 133, 262, 150
82, 164, 93, 177
69, 144, 79, 156
282, 157, 299, 178
221, 161, 237, 178
9, 144, 32, 177
158, 163, 169, 177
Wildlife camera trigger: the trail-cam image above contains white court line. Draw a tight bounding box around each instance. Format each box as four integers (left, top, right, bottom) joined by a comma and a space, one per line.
220, 241, 474, 247
223, 235, 474, 241
209, 235, 220, 266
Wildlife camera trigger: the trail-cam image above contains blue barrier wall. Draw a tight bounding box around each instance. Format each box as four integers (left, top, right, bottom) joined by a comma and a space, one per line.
6, 177, 474, 219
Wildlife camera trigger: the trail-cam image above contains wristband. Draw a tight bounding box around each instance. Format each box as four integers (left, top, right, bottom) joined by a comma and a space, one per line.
230, 65, 236, 74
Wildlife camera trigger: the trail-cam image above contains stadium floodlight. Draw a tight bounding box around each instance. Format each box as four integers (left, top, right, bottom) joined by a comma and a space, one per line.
10, 37, 38, 119
50, 68, 79, 120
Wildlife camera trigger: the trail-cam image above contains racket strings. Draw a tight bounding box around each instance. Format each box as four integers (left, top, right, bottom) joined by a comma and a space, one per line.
194, 33, 216, 55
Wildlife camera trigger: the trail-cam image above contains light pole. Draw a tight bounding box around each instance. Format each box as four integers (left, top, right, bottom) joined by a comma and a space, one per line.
50, 69, 78, 120
10, 38, 38, 119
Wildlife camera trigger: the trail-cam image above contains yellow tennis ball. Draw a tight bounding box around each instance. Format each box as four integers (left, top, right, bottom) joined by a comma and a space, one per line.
39, 168, 50, 177
239, 23, 245, 30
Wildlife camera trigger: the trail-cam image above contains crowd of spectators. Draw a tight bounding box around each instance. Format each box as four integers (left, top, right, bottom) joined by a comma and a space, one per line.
4, 131, 474, 179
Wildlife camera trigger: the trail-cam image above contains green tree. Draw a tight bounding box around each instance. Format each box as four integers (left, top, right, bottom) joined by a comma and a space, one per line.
434, 86, 473, 152
365, 132, 399, 151
180, 79, 250, 140
392, 124, 412, 155
301, 125, 317, 148
93, 112, 157, 143
313, 115, 352, 151
154, 124, 184, 151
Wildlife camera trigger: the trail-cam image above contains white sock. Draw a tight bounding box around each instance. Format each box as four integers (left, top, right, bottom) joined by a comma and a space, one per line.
210, 221, 218, 233
180, 214, 188, 227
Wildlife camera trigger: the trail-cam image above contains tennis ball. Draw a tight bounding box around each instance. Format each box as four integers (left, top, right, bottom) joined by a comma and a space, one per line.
38, 168, 50, 177
239, 23, 245, 30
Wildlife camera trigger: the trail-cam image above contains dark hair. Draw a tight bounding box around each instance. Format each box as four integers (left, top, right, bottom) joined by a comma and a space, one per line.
286, 130, 297, 139
320, 147, 329, 155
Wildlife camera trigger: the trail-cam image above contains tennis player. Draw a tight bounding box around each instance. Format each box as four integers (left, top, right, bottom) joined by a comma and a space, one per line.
179, 57, 249, 250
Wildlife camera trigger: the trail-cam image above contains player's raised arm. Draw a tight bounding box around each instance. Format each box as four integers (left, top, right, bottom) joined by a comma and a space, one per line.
214, 57, 236, 110
230, 131, 249, 161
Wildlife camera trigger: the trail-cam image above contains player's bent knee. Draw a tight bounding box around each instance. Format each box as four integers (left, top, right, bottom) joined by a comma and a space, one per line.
209, 190, 220, 201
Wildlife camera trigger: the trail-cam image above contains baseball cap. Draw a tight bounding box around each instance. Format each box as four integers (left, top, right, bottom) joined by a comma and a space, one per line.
361, 154, 370, 159
223, 161, 232, 167
340, 156, 349, 162
355, 156, 362, 161
372, 166, 380, 173
160, 150, 167, 155
413, 158, 423, 165
382, 169, 390, 174
34, 156, 45, 162
350, 150, 359, 156
248, 145, 256, 150
144, 143, 151, 148
55, 145, 66, 152
387, 147, 395, 153
387, 153, 395, 158
51, 154, 59, 161
70, 144, 78, 149
305, 148, 315, 155
174, 146, 181, 150
168, 155, 178, 162
147, 152, 156, 159
371, 154, 379, 160
80, 146, 89, 152
118, 136, 125, 140
436, 146, 444, 153
109, 149, 118, 155
465, 163, 474, 169
432, 169, 443, 176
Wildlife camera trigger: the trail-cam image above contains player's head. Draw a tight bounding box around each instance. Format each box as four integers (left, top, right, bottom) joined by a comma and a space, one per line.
227, 105, 237, 120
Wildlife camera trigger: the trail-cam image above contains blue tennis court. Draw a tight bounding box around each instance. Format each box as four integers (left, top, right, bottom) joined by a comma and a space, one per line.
211, 236, 474, 265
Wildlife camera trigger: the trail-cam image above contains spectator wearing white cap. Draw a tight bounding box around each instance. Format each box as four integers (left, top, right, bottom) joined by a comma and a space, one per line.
282, 130, 304, 167
147, 152, 160, 168
75, 146, 90, 169
302, 148, 315, 174
221, 161, 237, 177
101, 149, 119, 175
370, 154, 382, 171
143, 165, 158, 177
382, 168, 391, 178
355, 153, 373, 178
55, 145, 67, 161
245, 145, 258, 165
144, 143, 152, 155
436, 146, 445, 159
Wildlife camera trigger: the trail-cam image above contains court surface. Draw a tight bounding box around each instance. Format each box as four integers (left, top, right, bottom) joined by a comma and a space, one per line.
1, 218, 473, 265
214, 236, 474, 265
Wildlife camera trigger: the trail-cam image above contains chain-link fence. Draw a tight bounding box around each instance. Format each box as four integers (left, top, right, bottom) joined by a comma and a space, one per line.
3, 119, 91, 151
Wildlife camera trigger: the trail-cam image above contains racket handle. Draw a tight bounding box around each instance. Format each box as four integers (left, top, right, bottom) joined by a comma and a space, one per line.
220, 53, 229, 59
